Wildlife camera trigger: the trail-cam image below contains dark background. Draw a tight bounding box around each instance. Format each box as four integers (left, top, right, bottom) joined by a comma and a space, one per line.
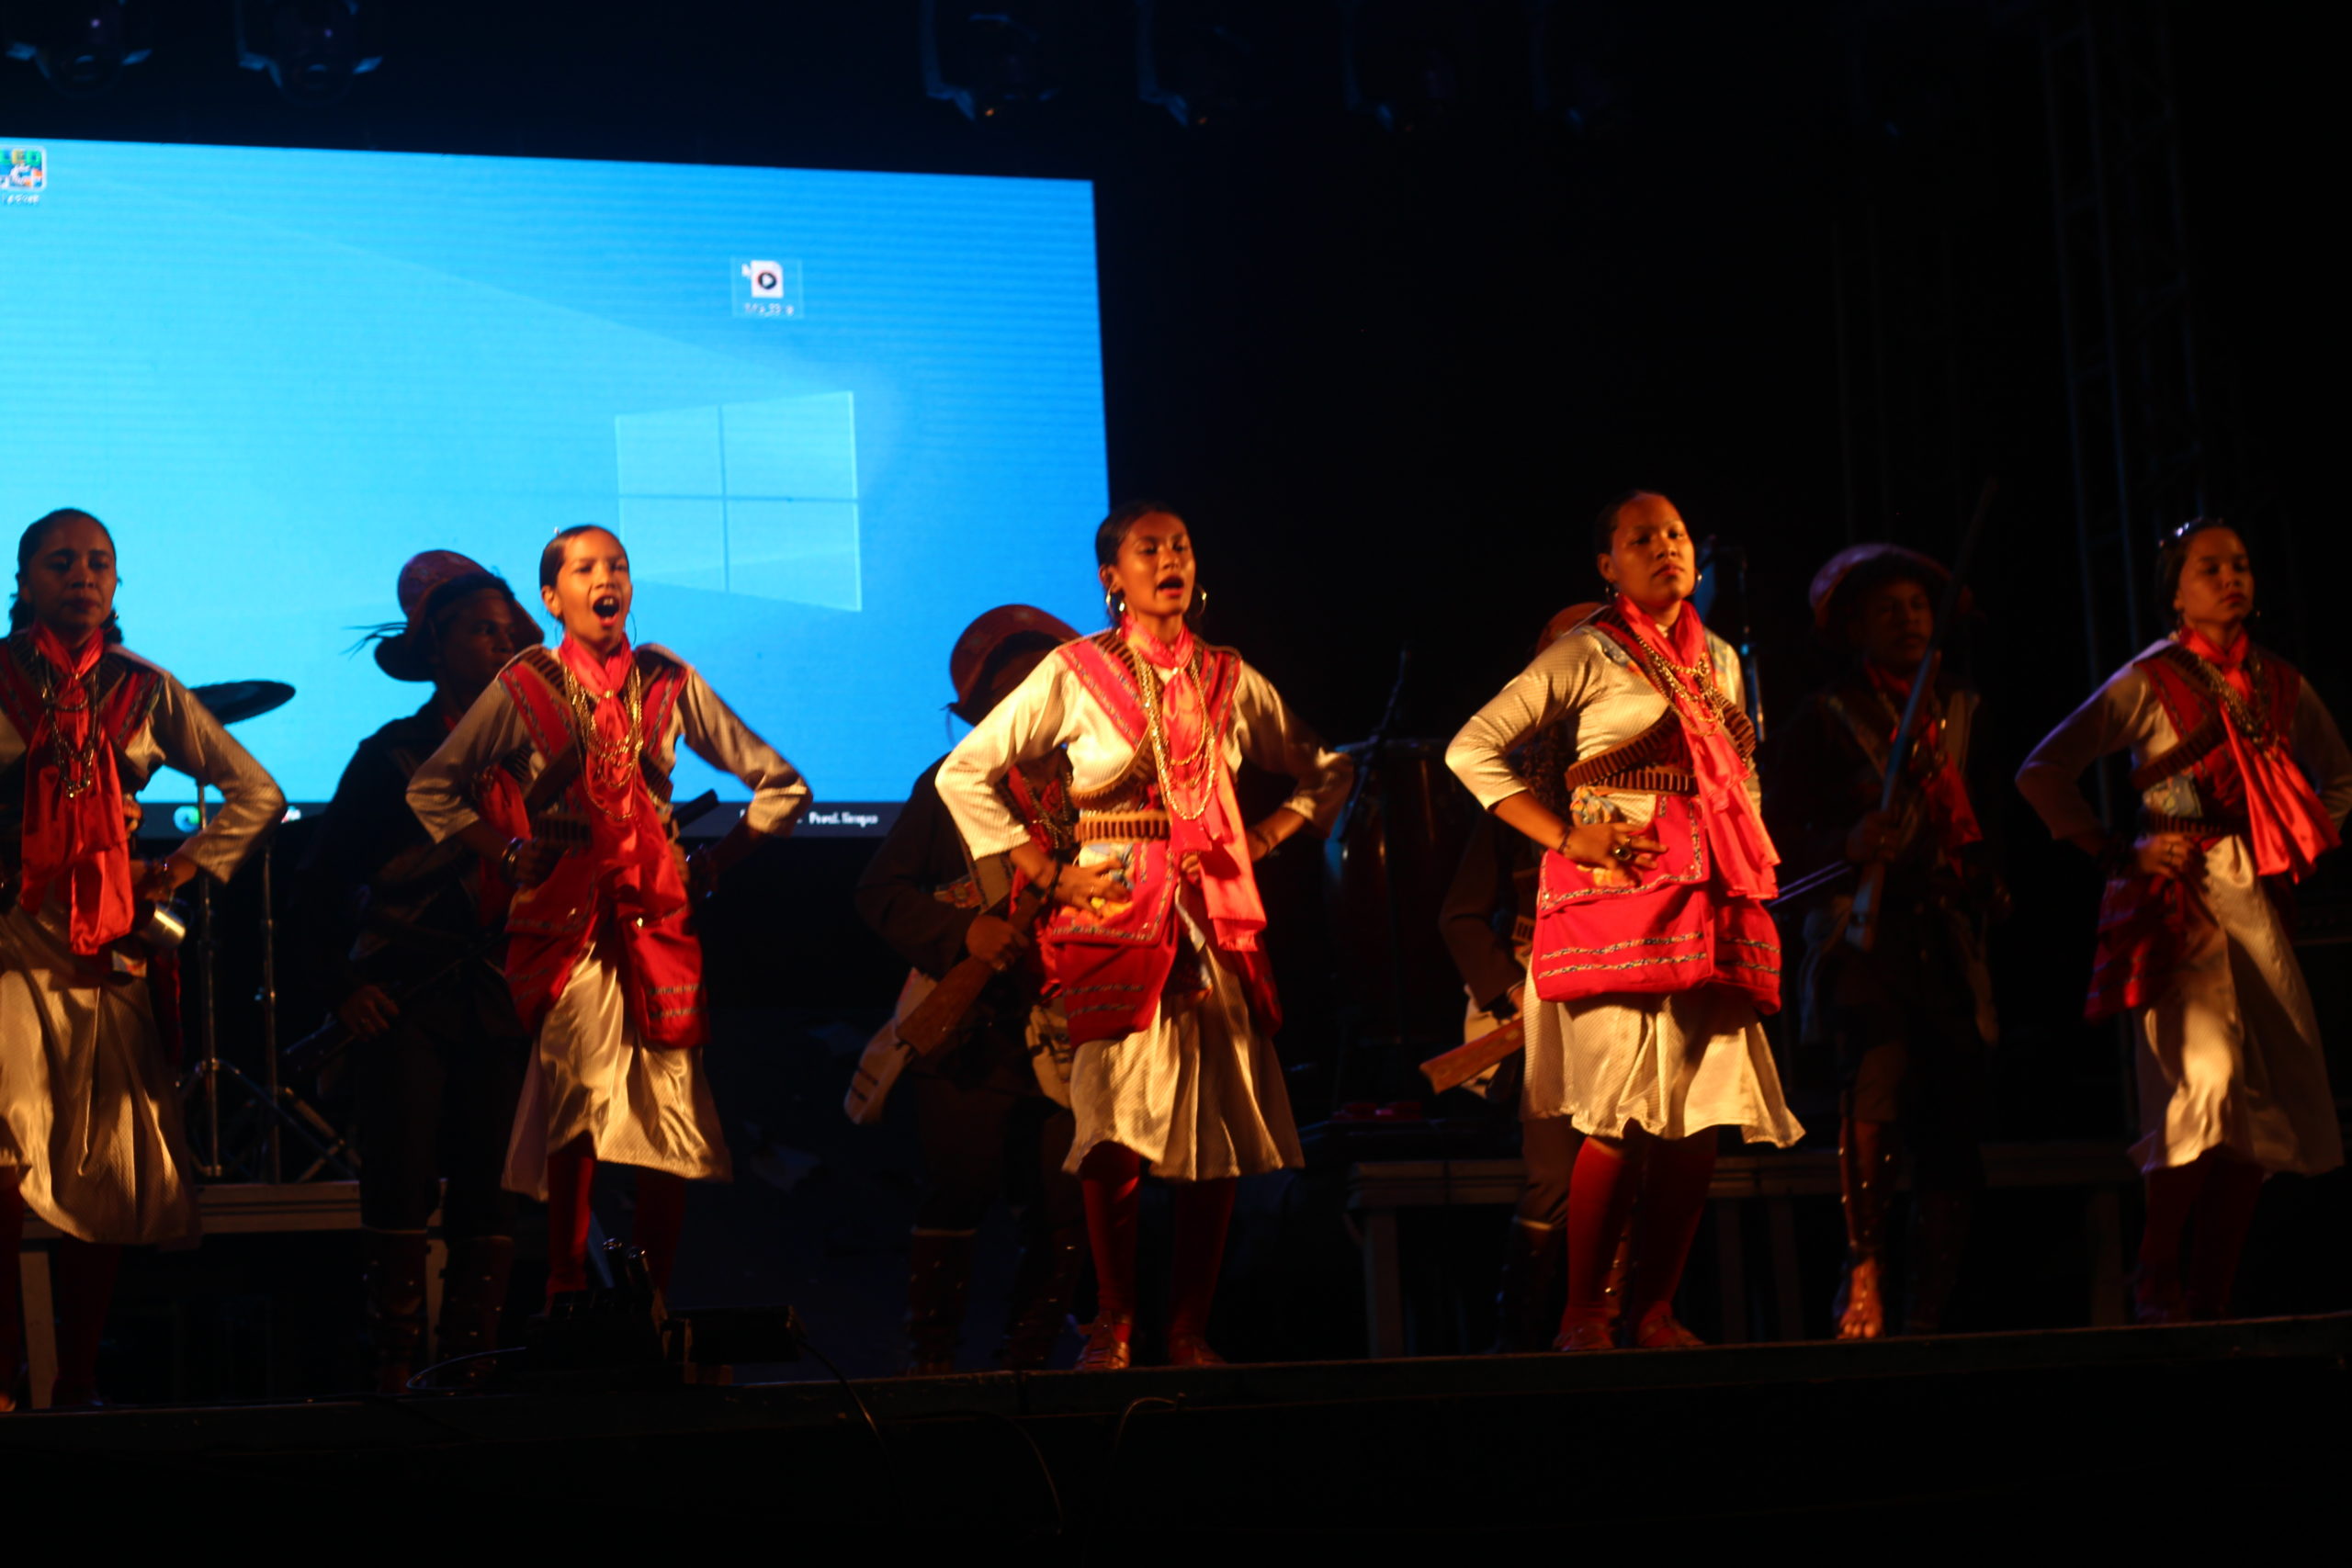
17, 0, 2345, 1382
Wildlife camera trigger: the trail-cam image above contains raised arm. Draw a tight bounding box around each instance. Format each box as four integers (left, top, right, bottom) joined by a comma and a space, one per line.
2290, 680, 2352, 831
2015, 665, 2155, 853
937, 656, 1073, 862
1230, 660, 1354, 857
675, 663, 811, 838
150, 672, 286, 884
407, 679, 529, 845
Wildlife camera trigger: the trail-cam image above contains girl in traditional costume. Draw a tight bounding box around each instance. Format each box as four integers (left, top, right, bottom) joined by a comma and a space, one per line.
1447, 491, 1802, 1351
2017, 519, 2349, 1321
0, 508, 283, 1407
934, 502, 1352, 1369
407, 525, 808, 1304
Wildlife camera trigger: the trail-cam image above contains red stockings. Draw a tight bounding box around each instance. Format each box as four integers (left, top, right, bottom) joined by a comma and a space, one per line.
1080, 1144, 1142, 1341
1169, 1178, 1236, 1343
2141, 1150, 2264, 1321
544, 1138, 690, 1304
1559, 1130, 1717, 1346
50, 1236, 120, 1405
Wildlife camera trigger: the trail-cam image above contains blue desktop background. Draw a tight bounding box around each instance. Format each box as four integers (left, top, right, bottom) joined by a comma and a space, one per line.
0, 138, 1108, 820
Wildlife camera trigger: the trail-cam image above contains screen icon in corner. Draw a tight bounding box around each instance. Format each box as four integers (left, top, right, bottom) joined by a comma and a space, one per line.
5, 147, 47, 199
732, 256, 802, 319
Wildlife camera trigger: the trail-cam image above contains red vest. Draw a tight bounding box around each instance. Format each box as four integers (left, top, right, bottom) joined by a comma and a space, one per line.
495, 647, 707, 1048
1042, 633, 1280, 1046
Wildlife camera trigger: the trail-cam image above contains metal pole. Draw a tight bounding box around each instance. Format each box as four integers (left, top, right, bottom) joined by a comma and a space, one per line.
195, 780, 220, 1179
259, 836, 281, 1184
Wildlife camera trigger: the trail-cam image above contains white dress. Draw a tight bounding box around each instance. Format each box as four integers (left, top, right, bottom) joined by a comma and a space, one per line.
1445, 620, 1804, 1147
2016, 641, 2352, 1176
0, 649, 284, 1245
934, 639, 1352, 1181
406, 647, 808, 1199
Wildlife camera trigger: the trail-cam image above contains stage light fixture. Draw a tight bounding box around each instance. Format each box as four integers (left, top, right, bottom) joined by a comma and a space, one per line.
234, 0, 381, 107
921, 0, 1066, 122
1339, 0, 1467, 136
2, 2, 153, 97
1135, 0, 1267, 130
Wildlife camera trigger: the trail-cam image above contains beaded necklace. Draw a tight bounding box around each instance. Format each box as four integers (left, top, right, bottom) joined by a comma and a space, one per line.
560, 657, 647, 822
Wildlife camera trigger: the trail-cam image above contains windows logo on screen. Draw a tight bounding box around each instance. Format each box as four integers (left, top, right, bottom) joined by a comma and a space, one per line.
4, 147, 46, 197
732, 256, 803, 319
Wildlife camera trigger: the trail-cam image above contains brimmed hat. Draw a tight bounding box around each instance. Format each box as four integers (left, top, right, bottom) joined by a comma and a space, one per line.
951, 604, 1081, 712
1808, 543, 1967, 636
370, 551, 537, 681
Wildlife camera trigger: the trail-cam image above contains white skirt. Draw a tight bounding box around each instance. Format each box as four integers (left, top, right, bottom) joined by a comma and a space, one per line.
0, 900, 199, 1246
2131, 836, 2341, 1177
1522, 972, 1804, 1148
1063, 906, 1304, 1183
502, 927, 733, 1200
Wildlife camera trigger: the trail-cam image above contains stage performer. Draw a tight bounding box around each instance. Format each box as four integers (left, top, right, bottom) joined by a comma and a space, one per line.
406, 525, 808, 1306
934, 502, 1352, 1370
1768, 545, 2005, 1339
2017, 519, 2350, 1322
0, 508, 284, 1409
1446, 491, 1801, 1351
1439, 604, 1604, 1351
296, 552, 542, 1391
854, 604, 1089, 1374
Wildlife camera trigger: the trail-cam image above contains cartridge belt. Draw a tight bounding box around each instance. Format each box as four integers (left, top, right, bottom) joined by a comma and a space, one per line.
1075, 809, 1171, 842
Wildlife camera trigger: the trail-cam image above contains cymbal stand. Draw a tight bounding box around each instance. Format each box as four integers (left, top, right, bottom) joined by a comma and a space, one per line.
179, 782, 357, 1181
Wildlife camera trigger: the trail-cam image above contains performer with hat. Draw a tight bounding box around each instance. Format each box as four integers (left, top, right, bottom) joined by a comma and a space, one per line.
2018, 520, 2350, 1322
1446, 491, 1802, 1352
853, 604, 1089, 1373
934, 502, 1352, 1369
0, 508, 283, 1408
406, 525, 809, 1308
293, 551, 542, 1391
1437, 603, 1611, 1351
1766, 543, 2005, 1338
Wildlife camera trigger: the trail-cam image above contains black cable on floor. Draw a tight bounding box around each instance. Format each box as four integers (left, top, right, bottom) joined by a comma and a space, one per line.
403, 1346, 529, 1392
1078, 1394, 1181, 1563
801, 1338, 904, 1512
938, 1407, 1066, 1537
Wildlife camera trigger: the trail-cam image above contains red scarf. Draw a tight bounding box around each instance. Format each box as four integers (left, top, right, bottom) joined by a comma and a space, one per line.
1613, 594, 1779, 898
557, 635, 690, 931
2178, 626, 2337, 879
1121, 614, 1267, 952
19, 624, 136, 954
1864, 660, 1983, 863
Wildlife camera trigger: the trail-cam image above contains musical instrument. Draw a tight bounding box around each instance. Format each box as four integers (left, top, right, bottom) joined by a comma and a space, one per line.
1417, 1015, 1526, 1097
1847, 479, 1996, 953
188, 680, 294, 725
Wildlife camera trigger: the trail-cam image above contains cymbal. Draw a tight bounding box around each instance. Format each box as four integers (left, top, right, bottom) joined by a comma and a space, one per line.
189, 680, 294, 725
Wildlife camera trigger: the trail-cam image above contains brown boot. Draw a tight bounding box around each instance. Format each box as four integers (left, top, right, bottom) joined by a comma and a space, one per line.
904, 1230, 975, 1376
998, 1224, 1086, 1371
434, 1235, 515, 1387
362, 1229, 431, 1394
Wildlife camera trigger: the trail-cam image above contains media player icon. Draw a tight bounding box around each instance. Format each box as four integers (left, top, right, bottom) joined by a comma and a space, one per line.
741, 260, 785, 299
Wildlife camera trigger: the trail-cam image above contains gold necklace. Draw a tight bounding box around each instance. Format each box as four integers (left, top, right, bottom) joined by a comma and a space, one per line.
560, 660, 647, 820
1134, 645, 1216, 821
34, 651, 105, 800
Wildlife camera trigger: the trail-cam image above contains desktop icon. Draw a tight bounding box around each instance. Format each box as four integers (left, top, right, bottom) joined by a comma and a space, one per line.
741, 259, 785, 299
4, 147, 46, 191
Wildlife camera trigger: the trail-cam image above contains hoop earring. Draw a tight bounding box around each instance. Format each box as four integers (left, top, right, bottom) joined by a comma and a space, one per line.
1191, 585, 1208, 614
1104, 588, 1125, 620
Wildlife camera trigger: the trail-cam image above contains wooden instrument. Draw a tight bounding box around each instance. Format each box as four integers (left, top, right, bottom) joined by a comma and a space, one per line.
894, 880, 1050, 1057
1417, 1015, 1527, 1097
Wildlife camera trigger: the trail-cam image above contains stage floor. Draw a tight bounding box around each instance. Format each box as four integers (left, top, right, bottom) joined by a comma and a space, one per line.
5, 1314, 2342, 1538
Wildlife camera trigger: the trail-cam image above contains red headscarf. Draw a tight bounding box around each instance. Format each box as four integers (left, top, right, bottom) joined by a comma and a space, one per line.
1613, 594, 1780, 899
556, 634, 690, 928
2178, 626, 2337, 879
18, 623, 136, 954
1121, 613, 1267, 952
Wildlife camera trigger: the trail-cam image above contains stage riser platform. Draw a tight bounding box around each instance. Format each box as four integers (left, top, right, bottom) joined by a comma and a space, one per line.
3, 1316, 2341, 1536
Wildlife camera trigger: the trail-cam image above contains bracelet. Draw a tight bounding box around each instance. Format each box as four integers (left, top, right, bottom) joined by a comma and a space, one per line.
501, 838, 523, 878
1048, 862, 1068, 899
1555, 826, 1575, 859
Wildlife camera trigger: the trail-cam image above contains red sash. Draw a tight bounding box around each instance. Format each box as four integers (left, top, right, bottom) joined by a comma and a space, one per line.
2084, 638, 2324, 1021
1042, 632, 1280, 1045
1528, 612, 1780, 1012
0, 633, 163, 953
496, 645, 706, 1048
